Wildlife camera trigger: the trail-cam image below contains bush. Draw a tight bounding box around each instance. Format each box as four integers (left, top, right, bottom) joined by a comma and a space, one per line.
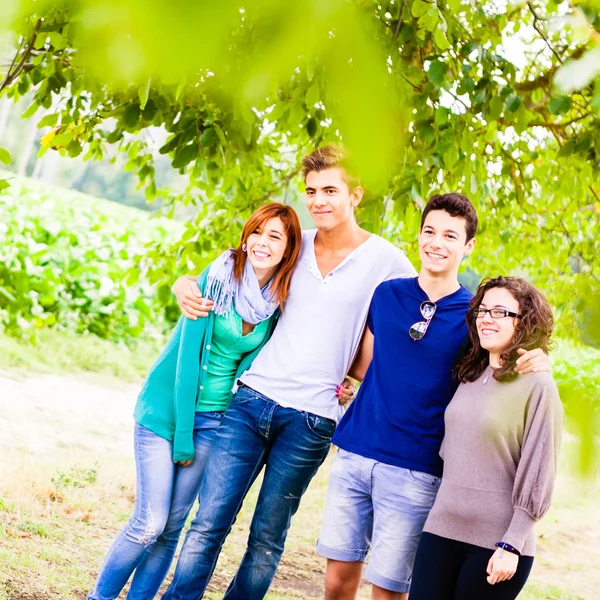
0, 177, 178, 341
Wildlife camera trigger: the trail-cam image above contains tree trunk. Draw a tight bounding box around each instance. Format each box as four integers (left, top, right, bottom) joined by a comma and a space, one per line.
0, 98, 11, 141
17, 116, 41, 177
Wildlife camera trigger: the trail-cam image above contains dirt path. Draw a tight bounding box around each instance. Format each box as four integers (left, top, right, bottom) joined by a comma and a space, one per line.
0, 370, 137, 457
1, 371, 599, 600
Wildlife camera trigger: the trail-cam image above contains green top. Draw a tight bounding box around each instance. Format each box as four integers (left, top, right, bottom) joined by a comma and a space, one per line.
199, 310, 270, 412
133, 265, 278, 462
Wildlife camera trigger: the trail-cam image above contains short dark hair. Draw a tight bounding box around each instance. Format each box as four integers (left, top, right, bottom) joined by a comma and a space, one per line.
420, 193, 478, 242
301, 144, 359, 189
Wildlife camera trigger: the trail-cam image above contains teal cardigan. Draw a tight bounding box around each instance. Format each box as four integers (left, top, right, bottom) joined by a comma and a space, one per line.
134, 266, 278, 462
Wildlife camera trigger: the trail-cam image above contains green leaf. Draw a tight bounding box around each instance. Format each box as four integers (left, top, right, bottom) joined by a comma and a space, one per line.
199, 127, 217, 146
514, 103, 529, 134
470, 173, 477, 195
52, 132, 73, 147
305, 83, 319, 108
505, 94, 523, 113
122, 104, 141, 129
443, 146, 458, 169
138, 79, 151, 110
435, 107, 449, 125
37, 113, 59, 129
142, 99, 157, 121
21, 102, 39, 119
410, 184, 422, 207
159, 133, 182, 155
306, 117, 318, 137
0, 148, 12, 165
106, 129, 123, 144
34, 34, 46, 50
488, 95, 503, 121
0, 179, 10, 192
66, 139, 83, 157
172, 143, 199, 169
558, 139, 575, 157
549, 96, 572, 116
48, 31, 67, 50
213, 124, 227, 146
434, 29, 451, 51
175, 80, 186, 101
0, 285, 16, 302
411, 0, 429, 18
472, 90, 486, 105
428, 61, 447, 86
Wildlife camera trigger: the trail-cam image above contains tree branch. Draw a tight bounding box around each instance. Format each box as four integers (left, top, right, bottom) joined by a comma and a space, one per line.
394, 1, 406, 40
527, 2, 563, 64
0, 19, 42, 94
514, 47, 586, 92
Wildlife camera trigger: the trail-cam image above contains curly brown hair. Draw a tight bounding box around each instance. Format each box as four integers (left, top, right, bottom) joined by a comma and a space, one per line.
455, 276, 555, 383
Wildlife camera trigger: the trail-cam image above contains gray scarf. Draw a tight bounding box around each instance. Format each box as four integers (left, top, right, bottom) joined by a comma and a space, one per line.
204, 250, 278, 325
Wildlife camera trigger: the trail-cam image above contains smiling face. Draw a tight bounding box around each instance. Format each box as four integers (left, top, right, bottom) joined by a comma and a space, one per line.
477, 287, 521, 357
418, 209, 476, 276
305, 167, 363, 232
245, 216, 288, 278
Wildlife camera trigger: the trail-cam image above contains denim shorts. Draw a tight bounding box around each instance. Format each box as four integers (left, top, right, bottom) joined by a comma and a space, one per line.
316, 448, 441, 593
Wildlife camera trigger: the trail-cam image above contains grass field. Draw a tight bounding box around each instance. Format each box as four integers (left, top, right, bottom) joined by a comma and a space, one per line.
0, 332, 599, 599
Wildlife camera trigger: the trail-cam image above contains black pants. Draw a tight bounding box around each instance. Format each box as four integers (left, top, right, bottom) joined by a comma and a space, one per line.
410, 532, 534, 600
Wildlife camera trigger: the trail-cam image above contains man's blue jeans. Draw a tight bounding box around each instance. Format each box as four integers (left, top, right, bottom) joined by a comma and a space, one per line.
88, 412, 223, 600
163, 384, 336, 600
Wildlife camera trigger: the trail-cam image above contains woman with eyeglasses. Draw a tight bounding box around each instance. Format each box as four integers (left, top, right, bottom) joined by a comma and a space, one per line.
88, 203, 302, 600
409, 276, 563, 600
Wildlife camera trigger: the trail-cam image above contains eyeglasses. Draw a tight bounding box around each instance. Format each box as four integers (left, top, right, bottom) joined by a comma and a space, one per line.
475, 307, 522, 319
409, 301, 437, 341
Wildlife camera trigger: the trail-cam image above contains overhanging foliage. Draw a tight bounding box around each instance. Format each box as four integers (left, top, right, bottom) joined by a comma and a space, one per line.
1, 0, 599, 339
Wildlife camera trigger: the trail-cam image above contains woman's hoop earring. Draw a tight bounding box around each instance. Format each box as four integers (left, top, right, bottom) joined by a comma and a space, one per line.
242, 243, 247, 252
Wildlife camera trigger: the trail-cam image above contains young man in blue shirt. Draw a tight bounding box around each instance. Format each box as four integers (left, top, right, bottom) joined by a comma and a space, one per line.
317, 194, 549, 599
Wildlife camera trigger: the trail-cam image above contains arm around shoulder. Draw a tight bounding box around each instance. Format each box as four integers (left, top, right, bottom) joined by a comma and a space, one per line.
173, 274, 214, 320
388, 247, 417, 280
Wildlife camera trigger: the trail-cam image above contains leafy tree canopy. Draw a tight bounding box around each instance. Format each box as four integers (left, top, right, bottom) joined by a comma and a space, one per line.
1, 0, 600, 339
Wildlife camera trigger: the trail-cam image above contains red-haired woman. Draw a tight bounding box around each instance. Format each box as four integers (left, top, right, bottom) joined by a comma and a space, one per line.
410, 276, 563, 600
88, 203, 302, 600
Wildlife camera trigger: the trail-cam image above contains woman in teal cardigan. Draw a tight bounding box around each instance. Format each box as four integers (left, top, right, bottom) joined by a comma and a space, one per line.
88, 203, 302, 600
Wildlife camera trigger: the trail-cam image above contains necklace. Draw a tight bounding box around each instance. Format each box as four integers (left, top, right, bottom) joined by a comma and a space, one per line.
483, 366, 493, 385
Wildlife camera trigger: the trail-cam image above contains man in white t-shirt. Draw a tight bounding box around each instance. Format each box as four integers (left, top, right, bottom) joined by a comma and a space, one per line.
162, 145, 416, 600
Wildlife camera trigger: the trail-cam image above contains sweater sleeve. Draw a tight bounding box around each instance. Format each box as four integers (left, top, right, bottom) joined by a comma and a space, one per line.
502, 377, 563, 552
172, 315, 204, 462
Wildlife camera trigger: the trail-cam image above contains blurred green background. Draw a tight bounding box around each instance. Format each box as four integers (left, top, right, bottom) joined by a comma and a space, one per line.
0, 2, 599, 597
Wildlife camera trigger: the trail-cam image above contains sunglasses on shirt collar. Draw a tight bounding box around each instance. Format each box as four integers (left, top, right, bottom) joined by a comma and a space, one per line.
409, 301, 437, 341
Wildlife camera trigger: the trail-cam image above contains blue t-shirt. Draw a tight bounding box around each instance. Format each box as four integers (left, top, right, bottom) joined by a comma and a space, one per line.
332, 277, 472, 477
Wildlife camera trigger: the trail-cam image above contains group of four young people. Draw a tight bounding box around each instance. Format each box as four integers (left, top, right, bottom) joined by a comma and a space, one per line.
88, 144, 560, 600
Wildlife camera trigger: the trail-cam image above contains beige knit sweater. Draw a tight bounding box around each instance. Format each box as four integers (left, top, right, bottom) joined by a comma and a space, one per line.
423, 369, 563, 557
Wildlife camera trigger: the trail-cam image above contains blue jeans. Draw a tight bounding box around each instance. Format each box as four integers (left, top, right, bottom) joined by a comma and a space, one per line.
88, 412, 223, 600
163, 384, 336, 600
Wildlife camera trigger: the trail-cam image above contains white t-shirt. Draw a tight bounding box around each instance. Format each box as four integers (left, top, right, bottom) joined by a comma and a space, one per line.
239, 229, 417, 422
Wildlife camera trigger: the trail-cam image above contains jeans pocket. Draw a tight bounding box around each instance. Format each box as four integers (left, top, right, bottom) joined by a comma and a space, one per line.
200, 411, 224, 419
231, 387, 257, 405
305, 413, 336, 441
408, 469, 441, 490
